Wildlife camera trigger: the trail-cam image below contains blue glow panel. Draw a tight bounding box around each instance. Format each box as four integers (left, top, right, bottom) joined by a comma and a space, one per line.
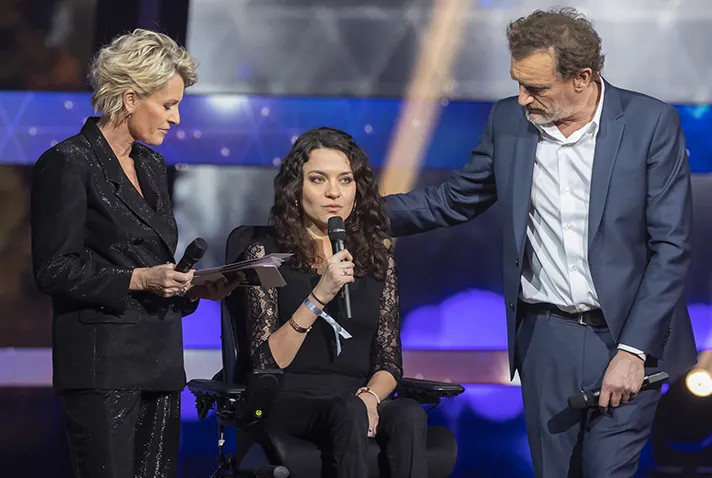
2, 91, 710, 172
182, 290, 712, 351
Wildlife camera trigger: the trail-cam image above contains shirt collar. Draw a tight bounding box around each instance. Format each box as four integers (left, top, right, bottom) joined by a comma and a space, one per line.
590, 79, 605, 132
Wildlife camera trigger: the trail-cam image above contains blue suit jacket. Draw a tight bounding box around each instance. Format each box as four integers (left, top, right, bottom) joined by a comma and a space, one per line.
385, 82, 698, 379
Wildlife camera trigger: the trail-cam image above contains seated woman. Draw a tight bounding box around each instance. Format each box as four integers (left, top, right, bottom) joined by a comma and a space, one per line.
244, 127, 427, 478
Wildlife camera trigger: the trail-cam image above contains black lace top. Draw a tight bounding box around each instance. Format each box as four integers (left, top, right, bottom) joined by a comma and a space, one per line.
244, 235, 403, 387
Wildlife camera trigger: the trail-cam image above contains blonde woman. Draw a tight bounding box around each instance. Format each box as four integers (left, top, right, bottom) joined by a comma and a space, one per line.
31, 30, 228, 478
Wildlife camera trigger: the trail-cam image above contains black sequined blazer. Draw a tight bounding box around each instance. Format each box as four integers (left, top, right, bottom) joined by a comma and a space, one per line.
31, 117, 197, 393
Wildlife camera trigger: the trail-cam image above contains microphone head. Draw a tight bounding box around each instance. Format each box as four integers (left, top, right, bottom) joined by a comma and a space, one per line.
327, 216, 346, 241
184, 237, 208, 262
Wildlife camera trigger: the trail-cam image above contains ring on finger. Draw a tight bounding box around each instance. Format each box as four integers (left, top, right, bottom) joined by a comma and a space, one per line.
177, 287, 187, 297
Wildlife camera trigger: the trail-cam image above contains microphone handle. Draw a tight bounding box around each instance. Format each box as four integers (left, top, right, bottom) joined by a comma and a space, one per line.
334, 239, 352, 319
342, 281, 352, 319
174, 258, 193, 273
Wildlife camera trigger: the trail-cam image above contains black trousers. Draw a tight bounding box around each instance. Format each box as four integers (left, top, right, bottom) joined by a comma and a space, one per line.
60, 390, 181, 478
516, 308, 662, 478
269, 392, 428, 478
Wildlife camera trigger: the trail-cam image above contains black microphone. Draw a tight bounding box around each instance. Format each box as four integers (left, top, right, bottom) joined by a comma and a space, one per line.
175, 237, 208, 272
567, 371, 669, 410
327, 216, 352, 320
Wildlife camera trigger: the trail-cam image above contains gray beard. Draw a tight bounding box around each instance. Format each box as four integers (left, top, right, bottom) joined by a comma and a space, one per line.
525, 110, 557, 125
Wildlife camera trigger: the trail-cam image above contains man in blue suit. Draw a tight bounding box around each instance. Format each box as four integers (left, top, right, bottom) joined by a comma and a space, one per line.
385, 8, 697, 477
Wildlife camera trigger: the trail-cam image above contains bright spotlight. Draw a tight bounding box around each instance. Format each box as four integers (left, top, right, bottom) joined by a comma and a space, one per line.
205, 95, 248, 115
686, 369, 712, 398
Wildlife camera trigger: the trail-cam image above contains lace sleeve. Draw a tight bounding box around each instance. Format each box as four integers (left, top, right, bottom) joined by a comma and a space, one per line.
244, 241, 280, 370
371, 255, 403, 382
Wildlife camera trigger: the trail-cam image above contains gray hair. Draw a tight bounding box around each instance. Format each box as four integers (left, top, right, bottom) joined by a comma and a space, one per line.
506, 8, 605, 80
88, 29, 198, 123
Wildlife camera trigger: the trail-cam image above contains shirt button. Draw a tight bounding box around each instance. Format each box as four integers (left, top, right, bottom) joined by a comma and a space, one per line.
578, 304, 588, 311
515, 259, 520, 267
572, 265, 578, 272
564, 186, 571, 193
566, 224, 573, 230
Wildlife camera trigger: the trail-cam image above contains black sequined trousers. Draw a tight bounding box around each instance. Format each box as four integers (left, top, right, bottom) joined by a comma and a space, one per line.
61, 390, 181, 478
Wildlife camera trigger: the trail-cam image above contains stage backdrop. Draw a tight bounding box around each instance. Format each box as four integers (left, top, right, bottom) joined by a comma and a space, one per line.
1, 92, 711, 477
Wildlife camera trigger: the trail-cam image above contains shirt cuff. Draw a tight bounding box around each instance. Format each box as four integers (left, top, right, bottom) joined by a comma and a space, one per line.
618, 344, 646, 361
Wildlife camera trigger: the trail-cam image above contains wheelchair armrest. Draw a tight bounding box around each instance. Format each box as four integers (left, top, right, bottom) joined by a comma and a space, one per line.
187, 379, 246, 421
396, 377, 465, 404
187, 369, 284, 424
187, 378, 246, 400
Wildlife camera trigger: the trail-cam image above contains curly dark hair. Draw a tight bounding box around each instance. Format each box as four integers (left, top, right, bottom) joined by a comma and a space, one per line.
269, 127, 392, 281
506, 7, 605, 80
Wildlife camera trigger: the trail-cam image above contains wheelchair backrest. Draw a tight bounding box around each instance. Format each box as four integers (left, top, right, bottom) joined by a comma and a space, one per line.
221, 225, 273, 385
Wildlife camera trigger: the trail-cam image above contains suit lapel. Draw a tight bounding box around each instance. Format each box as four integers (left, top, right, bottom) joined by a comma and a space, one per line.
134, 153, 159, 212
512, 118, 539, 255
82, 118, 176, 255
129, 148, 177, 254
588, 82, 625, 249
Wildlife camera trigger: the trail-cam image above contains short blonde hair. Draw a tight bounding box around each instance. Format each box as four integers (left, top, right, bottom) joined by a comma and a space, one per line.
88, 29, 198, 124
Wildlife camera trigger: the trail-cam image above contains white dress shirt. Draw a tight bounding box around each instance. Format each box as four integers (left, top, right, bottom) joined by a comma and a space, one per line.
519, 81, 645, 360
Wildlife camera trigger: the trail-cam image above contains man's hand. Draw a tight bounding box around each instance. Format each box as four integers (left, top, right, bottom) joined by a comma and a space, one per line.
598, 350, 645, 412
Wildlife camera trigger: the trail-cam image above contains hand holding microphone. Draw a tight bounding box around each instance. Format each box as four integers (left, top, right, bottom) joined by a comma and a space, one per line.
174, 238, 207, 297
567, 371, 668, 411
129, 238, 207, 298
312, 249, 355, 306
